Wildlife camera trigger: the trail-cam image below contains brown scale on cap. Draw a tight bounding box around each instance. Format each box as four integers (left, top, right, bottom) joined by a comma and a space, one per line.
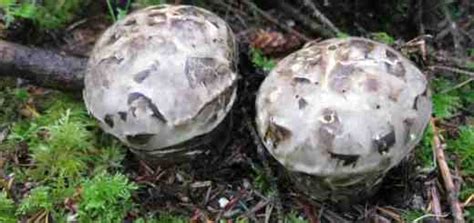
264, 120, 292, 150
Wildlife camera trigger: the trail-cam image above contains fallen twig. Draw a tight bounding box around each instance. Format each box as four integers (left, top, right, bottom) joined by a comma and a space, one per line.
463, 194, 474, 207
430, 119, 465, 223
413, 213, 450, 223
264, 202, 274, 223
207, 0, 249, 29
376, 207, 402, 222
276, 1, 334, 38
416, 0, 425, 35
245, 199, 271, 219
429, 65, 474, 77
433, 53, 474, 70
440, 78, 473, 94
427, 180, 442, 221
300, 0, 340, 35
240, 0, 312, 42
291, 193, 349, 222
439, 0, 464, 57
297, 199, 319, 223
401, 35, 432, 61
0, 40, 86, 91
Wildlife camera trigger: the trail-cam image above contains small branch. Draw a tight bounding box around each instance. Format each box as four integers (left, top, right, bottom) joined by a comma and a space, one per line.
240, 0, 312, 42
427, 180, 442, 221
413, 214, 449, 223
300, 0, 341, 35
439, 0, 464, 57
433, 54, 474, 70
430, 119, 465, 223
0, 40, 86, 91
429, 65, 474, 77
416, 0, 425, 35
206, 0, 249, 29
464, 194, 474, 207
276, 1, 334, 38
376, 207, 402, 222
440, 78, 473, 94
292, 194, 349, 222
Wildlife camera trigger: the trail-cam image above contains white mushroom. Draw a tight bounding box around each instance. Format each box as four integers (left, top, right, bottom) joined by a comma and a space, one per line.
83, 5, 238, 163
255, 37, 431, 203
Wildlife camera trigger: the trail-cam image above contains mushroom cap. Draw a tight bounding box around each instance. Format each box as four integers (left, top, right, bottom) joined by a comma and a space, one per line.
256, 37, 431, 177
83, 5, 238, 155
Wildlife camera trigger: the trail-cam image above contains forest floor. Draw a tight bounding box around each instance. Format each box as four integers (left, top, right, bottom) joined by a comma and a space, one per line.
0, 0, 473, 222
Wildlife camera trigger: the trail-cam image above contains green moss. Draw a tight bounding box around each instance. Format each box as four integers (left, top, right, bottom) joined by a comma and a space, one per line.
0, 86, 24, 125
433, 94, 462, 119
370, 32, 395, 45
1, 89, 129, 221
0, 0, 89, 29
416, 124, 435, 168
449, 125, 474, 219
431, 78, 463, 119
0, 0, 36, 27
252, 167, 271, 194
17, 186, 54, 215
11, 105, 94, 182
251, 48, 276, 72
0, 192, 16, 223
450, 126, 474, 175
134, 214, 188, 223
284, 211, 308, 223
78, 172, 137, 222
468, 48, 474, 57
336, 32, 350, 39
401, 209, 425, 222
136, 0, 167, 6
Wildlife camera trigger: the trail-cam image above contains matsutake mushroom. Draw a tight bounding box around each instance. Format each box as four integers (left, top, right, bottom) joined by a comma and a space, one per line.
83, 5, 238, 164
255, 37, 431, 204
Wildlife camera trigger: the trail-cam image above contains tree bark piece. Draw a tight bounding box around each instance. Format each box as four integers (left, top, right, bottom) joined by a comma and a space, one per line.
0, 40, 86, 91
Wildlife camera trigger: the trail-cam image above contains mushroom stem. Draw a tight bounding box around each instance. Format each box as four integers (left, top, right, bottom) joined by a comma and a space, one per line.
0, 40, 86, 91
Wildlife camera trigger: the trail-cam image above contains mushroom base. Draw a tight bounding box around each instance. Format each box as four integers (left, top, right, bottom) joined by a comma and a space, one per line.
288, 168, 388, 207
129, 114, 233, 166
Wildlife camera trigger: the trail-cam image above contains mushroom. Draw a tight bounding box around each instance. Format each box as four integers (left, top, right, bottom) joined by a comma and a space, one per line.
255, 37, 431, 204
83, 5, 238, 164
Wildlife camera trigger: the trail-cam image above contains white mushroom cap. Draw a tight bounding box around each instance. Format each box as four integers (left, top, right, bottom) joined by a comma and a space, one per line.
256, 37, 431, 177
83, 5, 238, 157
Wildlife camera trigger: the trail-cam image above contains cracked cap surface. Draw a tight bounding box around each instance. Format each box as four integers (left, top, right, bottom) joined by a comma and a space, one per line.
83, 5, 238, 156
256, 37, 431, 176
